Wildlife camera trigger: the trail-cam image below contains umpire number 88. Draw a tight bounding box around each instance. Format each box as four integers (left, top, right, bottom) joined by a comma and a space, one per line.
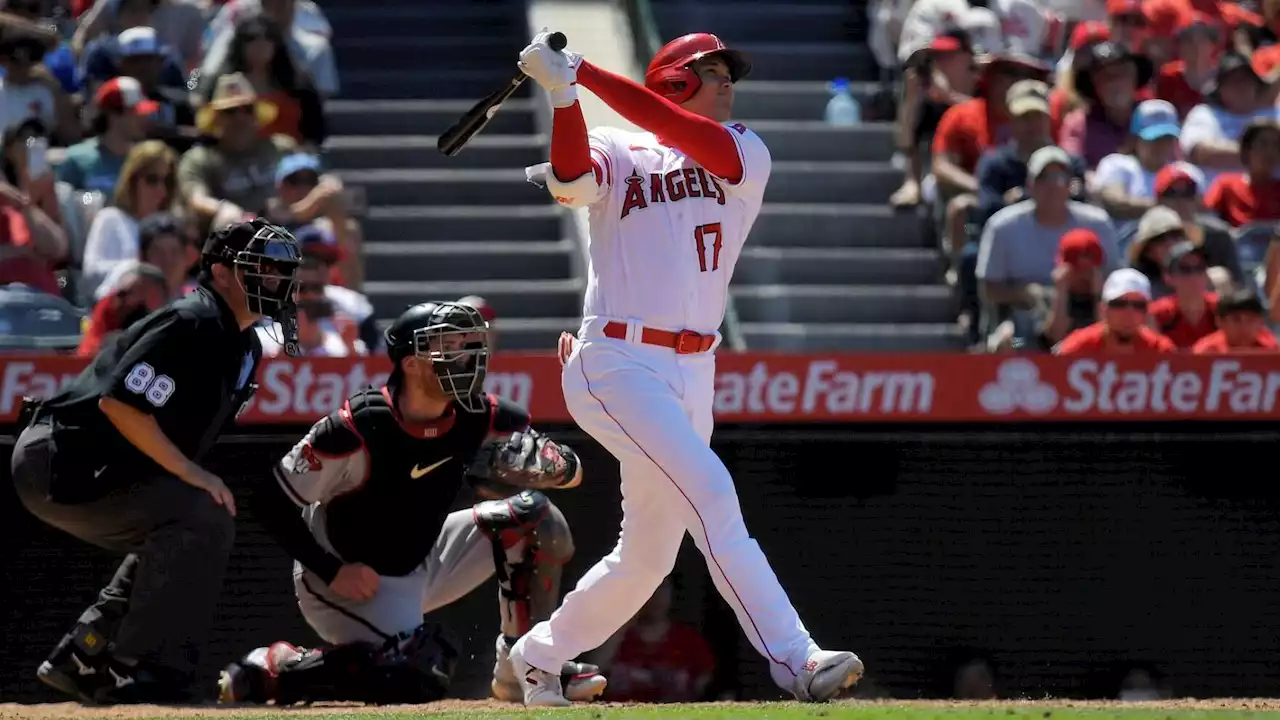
124, 362, 177, 408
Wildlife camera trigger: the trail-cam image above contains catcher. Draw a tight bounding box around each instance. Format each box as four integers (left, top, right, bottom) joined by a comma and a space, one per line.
218, 301, 607, 705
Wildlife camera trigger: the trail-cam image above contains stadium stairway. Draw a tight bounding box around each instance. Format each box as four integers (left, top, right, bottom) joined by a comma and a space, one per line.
323, 0, 580, 350
649, 0, 966, 350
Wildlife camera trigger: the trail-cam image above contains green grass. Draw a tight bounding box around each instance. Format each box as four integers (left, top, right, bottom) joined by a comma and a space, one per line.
36, 700, 1280, 720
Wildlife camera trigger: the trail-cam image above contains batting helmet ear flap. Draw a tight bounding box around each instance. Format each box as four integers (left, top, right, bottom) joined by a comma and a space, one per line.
648, 65, 703, 104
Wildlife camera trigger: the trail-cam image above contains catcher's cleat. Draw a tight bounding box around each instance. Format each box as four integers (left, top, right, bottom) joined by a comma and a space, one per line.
218, 642, 302, 704
491, 635, 606, 702
792, 650, 864, 703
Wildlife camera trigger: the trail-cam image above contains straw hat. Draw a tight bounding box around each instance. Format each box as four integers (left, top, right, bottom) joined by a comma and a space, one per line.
195, 72, 278, 136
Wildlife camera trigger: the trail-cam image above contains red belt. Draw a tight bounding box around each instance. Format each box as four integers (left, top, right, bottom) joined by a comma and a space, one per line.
603, 321, 715, 354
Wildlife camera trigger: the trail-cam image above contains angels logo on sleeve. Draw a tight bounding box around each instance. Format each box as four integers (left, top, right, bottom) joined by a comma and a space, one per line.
284, 441, 324, 475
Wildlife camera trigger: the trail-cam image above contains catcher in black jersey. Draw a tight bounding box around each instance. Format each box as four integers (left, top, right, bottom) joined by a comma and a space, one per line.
219, 301, 607, 705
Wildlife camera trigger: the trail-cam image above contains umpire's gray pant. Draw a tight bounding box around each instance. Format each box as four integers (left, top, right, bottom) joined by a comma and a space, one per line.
295, 505, 502, 645
10, 422, 236, 680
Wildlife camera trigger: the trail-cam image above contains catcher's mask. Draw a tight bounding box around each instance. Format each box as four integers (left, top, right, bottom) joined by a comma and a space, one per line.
386, 301, 490, 412
204, 219, 302, 355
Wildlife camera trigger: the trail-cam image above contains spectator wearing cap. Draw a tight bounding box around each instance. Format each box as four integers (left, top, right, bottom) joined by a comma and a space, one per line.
896, 0, 989, 67
1060, 41, 1156, 169
195, 13, 325, 149
1050, 21, 1110, 140
1191, 288, 1279, 352
1180, 52, 1280, 187
178, 72, 298, 229
987, 227, 1108, 352
137, 211, 196, 299
457, 294, 498, 350
75, 260, 167, 357
1089, 99, 1183, 221
1129, 206, 1192, 298
977, 145, 1119, 340
257, 282, 364, 358
293, 223, 379, 351
266, 152, 364, 288
56, 76, 155, 195
82, 25, 194, 142
0, 12, 77, 143
1204, 120, 1280, 227
891, 28, 977, 209
82, 139, 176, 299
1145, 0, 1264, 56
1054, 268, 1177, 353
1147, 161, 1244, 285
1149, 241, 1219, 347
1155, 15, 1222, 118
201, 0, 339, 97
1, 0, 81, 96
73, 0, 207, 73
1104, 0, 1153, 59
934, 50, 1051, 274
974, 80, 1087, 227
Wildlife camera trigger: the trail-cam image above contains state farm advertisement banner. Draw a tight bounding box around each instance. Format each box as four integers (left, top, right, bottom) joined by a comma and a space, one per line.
3, 353, 1280, 424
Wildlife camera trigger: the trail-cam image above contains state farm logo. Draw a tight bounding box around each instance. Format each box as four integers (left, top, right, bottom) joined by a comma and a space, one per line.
978, 358, 1059, 415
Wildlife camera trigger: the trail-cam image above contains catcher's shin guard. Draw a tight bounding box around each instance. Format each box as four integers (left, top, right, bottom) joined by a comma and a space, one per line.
473, 490, 575, 638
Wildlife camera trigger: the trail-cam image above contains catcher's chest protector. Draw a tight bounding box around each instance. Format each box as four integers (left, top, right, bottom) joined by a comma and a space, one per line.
323, 388, 492, 577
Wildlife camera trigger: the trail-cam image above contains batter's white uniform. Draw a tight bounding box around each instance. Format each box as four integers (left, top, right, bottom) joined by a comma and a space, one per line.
516, 122, 821, 690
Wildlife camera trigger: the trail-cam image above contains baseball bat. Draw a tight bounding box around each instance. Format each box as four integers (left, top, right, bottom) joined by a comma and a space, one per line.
437, 32, 567, 157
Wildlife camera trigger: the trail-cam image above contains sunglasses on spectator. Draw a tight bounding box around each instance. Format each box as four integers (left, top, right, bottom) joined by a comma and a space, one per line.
1036, 170, 1070, 185
1108, 298, 1149, 311
140, 172, 168, 186
283, 171, 319, 187
1112, 13, 1147, 26
1160, 184, 1196, 199
220, 105, 256, 117
1170, 261, 1205, 275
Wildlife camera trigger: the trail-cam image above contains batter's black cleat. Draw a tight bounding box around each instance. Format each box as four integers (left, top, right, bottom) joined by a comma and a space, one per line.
36, 624, 113, 703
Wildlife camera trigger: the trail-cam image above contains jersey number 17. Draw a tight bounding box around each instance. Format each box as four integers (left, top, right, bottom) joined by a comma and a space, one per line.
694, 222, 723, 273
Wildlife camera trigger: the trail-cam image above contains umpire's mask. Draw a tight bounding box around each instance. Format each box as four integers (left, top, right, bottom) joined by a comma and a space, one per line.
234, 221, 302, 355
388, 302, 490, 412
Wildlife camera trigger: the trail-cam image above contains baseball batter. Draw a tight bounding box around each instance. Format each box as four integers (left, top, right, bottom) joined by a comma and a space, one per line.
510, 31, 864, 706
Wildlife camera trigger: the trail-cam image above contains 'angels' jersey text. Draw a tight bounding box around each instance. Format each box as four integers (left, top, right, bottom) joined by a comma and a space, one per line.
579, 122, 771, 334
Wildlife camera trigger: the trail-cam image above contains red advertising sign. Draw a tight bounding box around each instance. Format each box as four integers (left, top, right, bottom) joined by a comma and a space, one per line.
3, 352, 1279, 424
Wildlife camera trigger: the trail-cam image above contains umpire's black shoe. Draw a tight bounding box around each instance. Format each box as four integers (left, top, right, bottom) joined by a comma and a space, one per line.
37, 624, 113, 703
93, 660, 197, 705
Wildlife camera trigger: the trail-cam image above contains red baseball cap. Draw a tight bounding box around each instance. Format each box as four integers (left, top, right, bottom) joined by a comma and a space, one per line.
95, 76, 159, 116
1154, 162, 1203, 196
1106, 0, 1144, 16
1070, 21, 1111, 52
1057, 228, 1104, 266
457, 295, 496, 323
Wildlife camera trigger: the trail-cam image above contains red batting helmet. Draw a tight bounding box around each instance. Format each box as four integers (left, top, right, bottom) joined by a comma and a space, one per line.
644, 33, 752, 105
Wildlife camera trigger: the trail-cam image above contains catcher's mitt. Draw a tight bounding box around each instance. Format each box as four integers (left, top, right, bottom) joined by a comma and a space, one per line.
466, 428, 581, 495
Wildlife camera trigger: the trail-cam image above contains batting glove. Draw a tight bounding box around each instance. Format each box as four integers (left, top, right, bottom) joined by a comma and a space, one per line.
519, 29, 583, 108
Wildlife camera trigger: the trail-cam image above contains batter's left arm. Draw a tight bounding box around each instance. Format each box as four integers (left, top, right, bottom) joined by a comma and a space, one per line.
466, 396, 583, 497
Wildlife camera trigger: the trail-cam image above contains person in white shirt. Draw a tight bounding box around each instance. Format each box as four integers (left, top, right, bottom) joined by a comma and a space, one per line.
1090, 99, 1184, 221
507, 30, 863, 708
81, 140, 177, 301
1180, 52, 1280, 188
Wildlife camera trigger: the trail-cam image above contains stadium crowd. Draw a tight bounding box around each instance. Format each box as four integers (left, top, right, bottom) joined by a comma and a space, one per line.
0, 0, 430, 359
870, 0, 1280, 355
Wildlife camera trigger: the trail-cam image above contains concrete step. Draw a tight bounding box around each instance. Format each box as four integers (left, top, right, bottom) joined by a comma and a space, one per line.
733, 42, 876, 82
324, 135, 545, 170
363, 278, 584, 320
339, 168, 546, 206
363, 205, 564, 242
752, 204, 928, 248
734, 81, 882, 122
651, 3, 867, 45
324, 5, 527, 39
752, 121, 895, 163
736, 247, 941, 285
363, 240, 574, 281
326, 99, 536, 137
338, 69, 531, 100
741, 322, 967, 351
375, 316, 577, 352
763, 161, 899, 204
334, 36, 523, 70
731, 285, 953, 324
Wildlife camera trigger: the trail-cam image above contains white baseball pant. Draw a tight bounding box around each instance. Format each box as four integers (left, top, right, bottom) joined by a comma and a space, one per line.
517, 332, 819, 690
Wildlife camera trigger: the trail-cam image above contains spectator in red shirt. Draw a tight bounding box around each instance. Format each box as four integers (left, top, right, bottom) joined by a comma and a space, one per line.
1155, 16, 1222, 118
1105, 0, 1154, 61
1147, 0, 1264, 55
1055, 268, 1179, 353
1192, 288, 1280, 352
595, 578, 715, 703
1149, 241, 1219, 347
1204, 120, 1280, 226
1061, 41, 1156, 169
75, 261, 167, 357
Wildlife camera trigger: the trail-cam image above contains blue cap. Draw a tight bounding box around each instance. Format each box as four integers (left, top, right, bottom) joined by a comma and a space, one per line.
1130, 99, 1181, 141
275, 153, 322, 184
294, 223, 340, 259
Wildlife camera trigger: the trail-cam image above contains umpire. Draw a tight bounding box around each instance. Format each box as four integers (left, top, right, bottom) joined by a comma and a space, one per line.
9, 218, 301, 704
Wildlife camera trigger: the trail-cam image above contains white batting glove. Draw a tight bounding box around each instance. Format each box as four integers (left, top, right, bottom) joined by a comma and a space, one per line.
518, 29, 583, 108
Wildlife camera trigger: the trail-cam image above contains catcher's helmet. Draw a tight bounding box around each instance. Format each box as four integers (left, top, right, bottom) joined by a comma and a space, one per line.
645, 33, 752, 105
386, 301, 490, 412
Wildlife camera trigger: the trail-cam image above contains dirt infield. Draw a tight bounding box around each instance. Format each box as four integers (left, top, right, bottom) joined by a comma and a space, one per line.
6, 698, 1280, 718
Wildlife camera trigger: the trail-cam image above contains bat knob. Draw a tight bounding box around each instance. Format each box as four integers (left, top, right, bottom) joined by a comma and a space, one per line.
548, 32, 567, 52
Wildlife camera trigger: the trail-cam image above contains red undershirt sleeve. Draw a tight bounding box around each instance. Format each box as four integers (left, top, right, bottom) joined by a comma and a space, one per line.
550, 102, 593, 182
576, 61, 743, 184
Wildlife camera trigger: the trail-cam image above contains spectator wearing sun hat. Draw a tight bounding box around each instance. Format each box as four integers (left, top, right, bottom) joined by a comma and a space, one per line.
1060, 40, 1157, 169
1090, 99, 1184, 221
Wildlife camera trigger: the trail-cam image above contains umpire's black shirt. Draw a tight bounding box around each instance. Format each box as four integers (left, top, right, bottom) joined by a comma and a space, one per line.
39, 282, 262, 500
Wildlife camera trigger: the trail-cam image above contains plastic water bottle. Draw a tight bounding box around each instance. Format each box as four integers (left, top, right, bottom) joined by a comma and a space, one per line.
824, 77, 861, 126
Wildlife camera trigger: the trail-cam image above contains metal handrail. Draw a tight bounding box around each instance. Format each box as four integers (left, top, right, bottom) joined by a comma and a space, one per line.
621, 0, 749, 352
